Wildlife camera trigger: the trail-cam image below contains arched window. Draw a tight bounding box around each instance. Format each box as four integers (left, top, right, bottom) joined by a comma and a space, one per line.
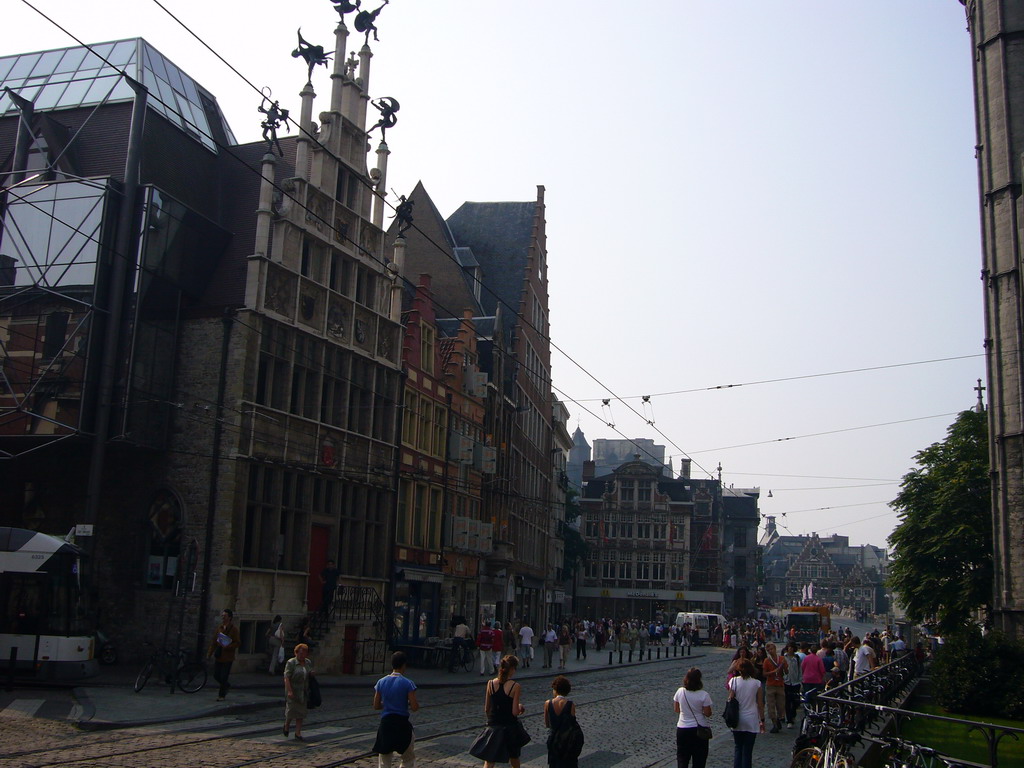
145, 489, 183, 589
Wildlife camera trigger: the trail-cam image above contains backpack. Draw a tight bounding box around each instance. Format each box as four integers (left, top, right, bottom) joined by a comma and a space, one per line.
549, 713, 584, 759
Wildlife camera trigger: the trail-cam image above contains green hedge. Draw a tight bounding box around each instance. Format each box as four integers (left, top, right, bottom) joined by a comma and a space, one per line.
930, 628, 1024, 718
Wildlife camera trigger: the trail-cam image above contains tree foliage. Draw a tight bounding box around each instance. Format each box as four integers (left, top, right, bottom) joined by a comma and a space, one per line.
931, 627, 1024, 718
887, 409, 991, 634
562, 489, 588, 578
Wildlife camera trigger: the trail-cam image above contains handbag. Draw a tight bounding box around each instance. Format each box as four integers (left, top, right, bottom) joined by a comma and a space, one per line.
723, 694, 740, 729
307, 674, 322, 709
511, 717, 531, 748
682, 689, 712, 740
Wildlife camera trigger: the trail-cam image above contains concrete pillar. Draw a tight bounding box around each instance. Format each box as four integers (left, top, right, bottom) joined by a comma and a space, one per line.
294, 82, 315, 181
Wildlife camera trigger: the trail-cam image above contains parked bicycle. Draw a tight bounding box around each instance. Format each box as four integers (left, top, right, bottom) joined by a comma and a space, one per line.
876, 734, 969, 768
134, 641, 207, 694
447, 640, 474, 672
791, 712, 861, 768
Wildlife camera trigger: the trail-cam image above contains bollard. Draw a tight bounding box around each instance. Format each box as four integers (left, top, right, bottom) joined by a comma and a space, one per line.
657, 648, 661, 659
609, 651, 613, 665
628, 650, 633, 663
618, 649, 623, 664
6, 647, 16, 692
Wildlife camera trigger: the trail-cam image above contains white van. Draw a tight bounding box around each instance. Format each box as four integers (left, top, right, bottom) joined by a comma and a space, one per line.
674, 612, 709, 644
675, 612, 727, 645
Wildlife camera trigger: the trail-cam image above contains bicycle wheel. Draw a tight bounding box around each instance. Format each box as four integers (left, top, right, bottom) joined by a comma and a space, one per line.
790, 747, 823, 768
177, 662, 208, 693
459, 649, 473, 672
134, 660, 154, 693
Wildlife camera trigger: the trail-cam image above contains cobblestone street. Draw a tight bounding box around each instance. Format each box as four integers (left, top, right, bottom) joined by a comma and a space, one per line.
0, 647, 801, 768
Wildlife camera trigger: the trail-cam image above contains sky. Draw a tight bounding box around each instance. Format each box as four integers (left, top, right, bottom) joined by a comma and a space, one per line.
2, 1, 984, 549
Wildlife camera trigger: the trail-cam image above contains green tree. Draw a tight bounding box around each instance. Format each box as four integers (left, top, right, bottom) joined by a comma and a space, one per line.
562, 489, 588, 578
888, 409, 991, 634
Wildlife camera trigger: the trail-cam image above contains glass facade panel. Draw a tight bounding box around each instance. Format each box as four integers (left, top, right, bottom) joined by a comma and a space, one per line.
1, 180, 106, 289
0, 40, 232, 153
109, 39, 137, 67
82, 75, 118, 105
31, 50, 64, 77
0, 56, 17, 81
9, 54, 40, 79
53, 47, 87, 74
55, 78, 93, 108
32, 81, 67, 110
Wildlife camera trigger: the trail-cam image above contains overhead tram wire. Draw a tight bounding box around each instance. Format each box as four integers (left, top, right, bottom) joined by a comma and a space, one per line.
139, 0, 1001, 480
570, 353, 987, 403
0, 176, 971, 485
683, 412, 961, 454
16, 2, 973, 485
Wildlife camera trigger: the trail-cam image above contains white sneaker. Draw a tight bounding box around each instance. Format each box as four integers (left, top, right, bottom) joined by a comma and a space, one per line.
786, 722, 794, 729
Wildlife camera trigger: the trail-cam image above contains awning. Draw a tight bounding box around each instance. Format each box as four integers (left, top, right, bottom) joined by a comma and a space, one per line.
399, 567, 444, 584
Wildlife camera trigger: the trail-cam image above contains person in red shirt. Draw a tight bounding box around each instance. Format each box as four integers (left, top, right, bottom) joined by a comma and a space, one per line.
477, 621, 495, 676
800, 642, 826, 707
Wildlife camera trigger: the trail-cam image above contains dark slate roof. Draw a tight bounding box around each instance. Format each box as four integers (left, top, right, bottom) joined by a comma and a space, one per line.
446, 200, 534, 317
386, 181, 481, 318
453, 246, 479, 267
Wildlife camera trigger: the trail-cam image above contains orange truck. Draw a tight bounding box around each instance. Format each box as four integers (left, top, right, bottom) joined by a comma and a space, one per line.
785, 606, 831, 642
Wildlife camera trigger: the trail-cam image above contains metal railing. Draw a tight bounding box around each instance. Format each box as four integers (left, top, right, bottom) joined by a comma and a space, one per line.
807, 653, 1023, 767
303, 585, 391, 670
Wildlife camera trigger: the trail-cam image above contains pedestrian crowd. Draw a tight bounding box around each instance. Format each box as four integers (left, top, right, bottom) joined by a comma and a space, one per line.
222, 607, 924, 768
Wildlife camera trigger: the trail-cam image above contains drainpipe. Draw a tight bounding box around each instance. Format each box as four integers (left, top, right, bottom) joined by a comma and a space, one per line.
82, 76, 147, 578
196, 308, 234, 656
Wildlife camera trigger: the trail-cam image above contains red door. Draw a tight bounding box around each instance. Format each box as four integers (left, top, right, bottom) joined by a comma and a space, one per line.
342, 624, 359, 674
307, 525, 330, 610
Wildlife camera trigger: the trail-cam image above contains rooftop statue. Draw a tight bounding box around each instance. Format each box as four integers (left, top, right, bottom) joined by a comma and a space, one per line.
330, 0, 361, 18
392, 194, 414, 236
258, 94, 290, 157
368, 96, 400, 141
291, 29, 332, 83
355, 0, 389, 44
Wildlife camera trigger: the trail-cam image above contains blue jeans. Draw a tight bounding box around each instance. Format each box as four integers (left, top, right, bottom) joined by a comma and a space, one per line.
732, 730, 756, 768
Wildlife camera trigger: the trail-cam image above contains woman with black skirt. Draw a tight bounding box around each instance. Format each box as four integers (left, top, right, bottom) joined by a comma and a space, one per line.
470, 655, 527, 768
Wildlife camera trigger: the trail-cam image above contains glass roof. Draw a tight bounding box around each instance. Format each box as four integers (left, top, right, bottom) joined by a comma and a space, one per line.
0, 38, 236, 152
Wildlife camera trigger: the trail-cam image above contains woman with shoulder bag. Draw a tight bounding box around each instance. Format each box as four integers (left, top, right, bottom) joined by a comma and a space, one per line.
725, 659, 764, 768
283, 643, 314, 741
545, 675, 583, 768
673, 666, 713, 768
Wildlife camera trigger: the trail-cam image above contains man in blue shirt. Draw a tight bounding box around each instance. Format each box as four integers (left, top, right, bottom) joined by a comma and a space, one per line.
372, 651, 420, 768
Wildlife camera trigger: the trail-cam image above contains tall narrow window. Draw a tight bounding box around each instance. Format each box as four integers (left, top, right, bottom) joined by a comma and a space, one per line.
42, 311, 69, 359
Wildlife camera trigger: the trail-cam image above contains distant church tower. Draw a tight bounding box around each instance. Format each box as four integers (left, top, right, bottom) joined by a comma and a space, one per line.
962, 0, 1024, 637
567, 426, 590, 493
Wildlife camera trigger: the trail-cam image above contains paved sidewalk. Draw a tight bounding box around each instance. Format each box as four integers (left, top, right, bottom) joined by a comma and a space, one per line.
74, 642, 707, 729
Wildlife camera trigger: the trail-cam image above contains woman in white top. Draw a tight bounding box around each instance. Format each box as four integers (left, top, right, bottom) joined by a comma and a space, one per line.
726, 658, 764, 768
672, 667, 713, 768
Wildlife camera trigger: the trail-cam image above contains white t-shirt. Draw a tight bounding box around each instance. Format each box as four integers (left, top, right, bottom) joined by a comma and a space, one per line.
727, 676, 762, 734
519, 626, 534, 646
674, 687, 712, 729
854, 644, 875, 675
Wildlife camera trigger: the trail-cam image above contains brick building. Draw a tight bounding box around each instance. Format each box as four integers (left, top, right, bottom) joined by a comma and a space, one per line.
1, 17, 404, 672
386, 181, 558, 628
